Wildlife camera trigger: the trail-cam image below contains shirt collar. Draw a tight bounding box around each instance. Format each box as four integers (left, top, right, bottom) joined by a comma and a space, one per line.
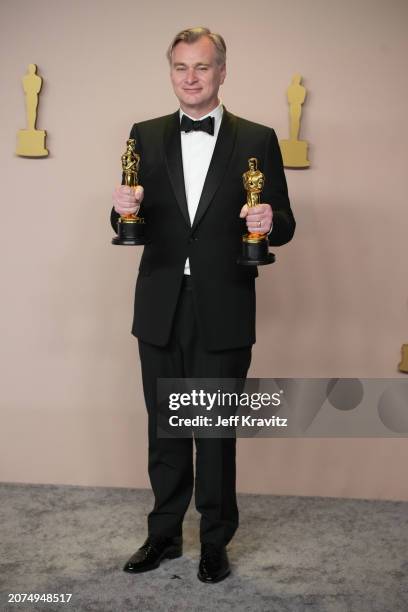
179, 101, 223, 124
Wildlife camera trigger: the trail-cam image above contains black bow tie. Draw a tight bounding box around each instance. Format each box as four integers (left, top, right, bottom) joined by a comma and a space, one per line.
180, 114, 215, 135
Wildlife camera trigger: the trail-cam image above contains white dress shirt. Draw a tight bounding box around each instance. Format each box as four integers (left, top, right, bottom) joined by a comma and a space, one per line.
180, 102, 223, 275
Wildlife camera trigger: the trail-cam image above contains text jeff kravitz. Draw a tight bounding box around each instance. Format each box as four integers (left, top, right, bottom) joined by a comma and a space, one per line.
168, 415, 288, 427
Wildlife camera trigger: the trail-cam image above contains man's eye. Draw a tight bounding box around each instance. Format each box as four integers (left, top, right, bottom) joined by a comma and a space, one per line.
199, 66, 208, 71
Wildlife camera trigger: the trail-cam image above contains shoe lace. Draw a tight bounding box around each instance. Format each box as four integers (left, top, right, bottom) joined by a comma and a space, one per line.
142, 535, 168, 553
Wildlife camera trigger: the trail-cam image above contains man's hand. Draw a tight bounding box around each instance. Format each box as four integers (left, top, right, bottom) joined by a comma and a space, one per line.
239, 203, 273, 234
112, 185, 144, 216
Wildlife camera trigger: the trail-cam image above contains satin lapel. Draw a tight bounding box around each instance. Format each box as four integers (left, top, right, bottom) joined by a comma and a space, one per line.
164, 111, 190, 227
192, 108, 237, 231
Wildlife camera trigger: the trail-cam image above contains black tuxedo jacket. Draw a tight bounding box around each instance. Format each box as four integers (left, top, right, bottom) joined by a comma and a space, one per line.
110, 107, 295, 351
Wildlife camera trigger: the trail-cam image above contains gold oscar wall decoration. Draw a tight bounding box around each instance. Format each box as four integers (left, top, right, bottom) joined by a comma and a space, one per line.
398, 344, 408, 373
16, 64, 48, 158
280, 74, 310, 168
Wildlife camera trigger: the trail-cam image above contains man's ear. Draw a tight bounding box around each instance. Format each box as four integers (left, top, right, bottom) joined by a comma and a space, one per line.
220, 64, 227, 84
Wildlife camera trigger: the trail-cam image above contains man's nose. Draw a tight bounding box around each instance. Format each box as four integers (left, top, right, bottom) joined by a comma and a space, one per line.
185, 69, 198, 83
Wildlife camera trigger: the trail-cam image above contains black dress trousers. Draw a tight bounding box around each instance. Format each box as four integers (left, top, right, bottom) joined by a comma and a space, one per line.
138, 276, 252, 547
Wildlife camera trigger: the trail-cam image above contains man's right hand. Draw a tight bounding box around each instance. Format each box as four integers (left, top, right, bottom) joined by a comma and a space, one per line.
112, 185, 144, 216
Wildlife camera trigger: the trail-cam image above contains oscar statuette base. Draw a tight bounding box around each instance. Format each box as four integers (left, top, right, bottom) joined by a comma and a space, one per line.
237, 235, 275, 266
398, 344, 408, 374
280, 139, 310, 169
112, 216, 147, 246
16, 129, 48, 158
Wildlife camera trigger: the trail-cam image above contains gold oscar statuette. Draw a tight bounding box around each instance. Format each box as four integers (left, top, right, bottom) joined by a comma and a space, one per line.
237, 158, 275, 266
112, 138, 146, 246
16, 64, 48, 158
279, 73, 310, 169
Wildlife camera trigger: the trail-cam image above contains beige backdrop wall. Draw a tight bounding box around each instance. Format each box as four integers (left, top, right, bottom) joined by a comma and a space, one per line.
1, 0, 408, 501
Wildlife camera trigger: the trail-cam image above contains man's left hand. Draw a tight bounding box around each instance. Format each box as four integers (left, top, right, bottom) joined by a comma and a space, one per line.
239, 203, 273, 234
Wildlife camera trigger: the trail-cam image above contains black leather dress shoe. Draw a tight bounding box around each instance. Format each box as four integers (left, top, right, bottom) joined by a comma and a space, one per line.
123, 535, 182, 573
197, 543, 230, 583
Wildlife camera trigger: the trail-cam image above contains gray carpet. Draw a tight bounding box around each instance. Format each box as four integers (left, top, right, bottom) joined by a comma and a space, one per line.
0, 483, 407, 612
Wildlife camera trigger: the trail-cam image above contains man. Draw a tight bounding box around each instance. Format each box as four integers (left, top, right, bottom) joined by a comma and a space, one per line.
110, 27, 295, 583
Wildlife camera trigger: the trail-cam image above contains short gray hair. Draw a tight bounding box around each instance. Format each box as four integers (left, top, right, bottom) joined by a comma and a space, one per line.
166, 27, 227, 66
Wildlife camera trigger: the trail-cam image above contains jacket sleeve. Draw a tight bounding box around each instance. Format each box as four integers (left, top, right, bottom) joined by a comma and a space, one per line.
263, 129, 296, 246
110, 123, 138, 233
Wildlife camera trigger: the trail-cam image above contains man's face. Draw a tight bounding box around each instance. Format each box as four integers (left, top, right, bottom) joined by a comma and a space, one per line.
170, 36, 226, 118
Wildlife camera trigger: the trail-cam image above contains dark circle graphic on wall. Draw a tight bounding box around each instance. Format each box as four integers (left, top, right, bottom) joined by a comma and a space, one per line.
326, 378, 364, 411
378, 383, 408, 433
